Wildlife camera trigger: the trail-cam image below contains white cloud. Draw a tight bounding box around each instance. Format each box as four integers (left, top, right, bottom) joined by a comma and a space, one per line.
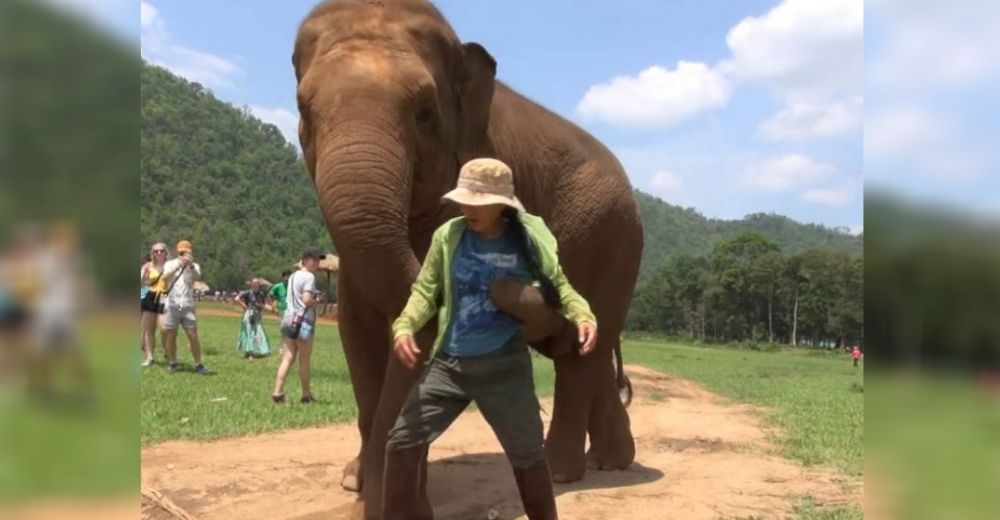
249, 105, 300, 146
726, 0, 862, 143
868, 0, 1000, 90
140, 1, 157, 28
576, 0, 862, 140
161, 47, 243, 89
800, 187, 853, 206
864, 106, 949, 159
725, 0, 862, 102
866, 106, 990, 181
140, 1, 243, 89
745, 154, 835, 191
849, 224, 863, 236
760, 96, 862, 141
576, 62, 731, 128
648, 171, 686, 196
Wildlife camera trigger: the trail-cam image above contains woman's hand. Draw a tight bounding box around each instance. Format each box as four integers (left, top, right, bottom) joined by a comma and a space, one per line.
578, 322, 598, 355
393, 334, 422, 370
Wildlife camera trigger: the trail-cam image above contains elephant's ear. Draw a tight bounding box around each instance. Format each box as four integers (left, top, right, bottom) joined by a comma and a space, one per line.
456, 42, 497, 160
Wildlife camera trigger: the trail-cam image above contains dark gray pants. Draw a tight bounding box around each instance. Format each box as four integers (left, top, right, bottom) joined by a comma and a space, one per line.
386, 335, 546, 469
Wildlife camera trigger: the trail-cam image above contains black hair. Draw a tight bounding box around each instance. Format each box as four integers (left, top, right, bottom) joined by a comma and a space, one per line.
281, 269, 293, 278
502, 207, 562, 309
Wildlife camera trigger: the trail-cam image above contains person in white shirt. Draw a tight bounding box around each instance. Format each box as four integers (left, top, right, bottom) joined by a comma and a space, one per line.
270, 248, 323, 403
160, 240, 209, 374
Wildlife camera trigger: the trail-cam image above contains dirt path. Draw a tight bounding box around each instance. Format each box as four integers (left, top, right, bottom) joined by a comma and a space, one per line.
140, 365, 861, 519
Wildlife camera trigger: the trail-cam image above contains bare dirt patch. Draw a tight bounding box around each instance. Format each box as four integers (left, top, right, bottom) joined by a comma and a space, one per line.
141, 365, 861, 519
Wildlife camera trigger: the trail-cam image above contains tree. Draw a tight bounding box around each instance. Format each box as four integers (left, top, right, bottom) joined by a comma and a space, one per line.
711, 232, 780, 341
752, 251, 785, 343
783, 254, 806, 346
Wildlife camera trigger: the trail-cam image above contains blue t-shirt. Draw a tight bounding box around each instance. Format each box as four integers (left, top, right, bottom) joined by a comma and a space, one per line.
442, 225, 531, 357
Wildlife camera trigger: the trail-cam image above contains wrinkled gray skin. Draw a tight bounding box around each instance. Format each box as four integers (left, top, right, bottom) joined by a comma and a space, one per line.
294, 1, 642, 517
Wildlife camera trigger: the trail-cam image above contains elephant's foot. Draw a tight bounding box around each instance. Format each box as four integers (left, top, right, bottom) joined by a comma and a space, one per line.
585, 415, 635, 471
341, 455, 363, 492
545, 443, 586, 483
585, 441, 634, 471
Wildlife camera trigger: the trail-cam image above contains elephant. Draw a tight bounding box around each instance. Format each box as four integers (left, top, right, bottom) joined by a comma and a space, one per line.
293, 1, 642, 517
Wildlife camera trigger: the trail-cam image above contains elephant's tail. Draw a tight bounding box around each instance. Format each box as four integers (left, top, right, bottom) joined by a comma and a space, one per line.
614, 337, 633, 408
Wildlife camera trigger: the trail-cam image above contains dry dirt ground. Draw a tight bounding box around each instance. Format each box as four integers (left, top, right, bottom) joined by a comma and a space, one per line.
140, 365, 862, 520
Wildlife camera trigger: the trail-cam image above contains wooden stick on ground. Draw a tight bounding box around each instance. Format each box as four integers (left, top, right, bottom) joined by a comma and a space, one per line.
141, 487, 198, 520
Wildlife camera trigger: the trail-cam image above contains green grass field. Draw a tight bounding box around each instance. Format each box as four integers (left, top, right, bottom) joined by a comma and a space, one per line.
141, 315, 862, 476
626, 338, 864, 476
1, 319, 139, 505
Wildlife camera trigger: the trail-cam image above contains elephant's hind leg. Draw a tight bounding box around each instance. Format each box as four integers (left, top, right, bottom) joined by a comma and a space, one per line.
585, 334, 635, 471
545, 353, 592, 483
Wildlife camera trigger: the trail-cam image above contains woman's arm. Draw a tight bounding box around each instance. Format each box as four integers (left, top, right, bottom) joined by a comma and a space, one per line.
391, 229, 446, 340
302, 290, 316, 308
531, 224, 597, 328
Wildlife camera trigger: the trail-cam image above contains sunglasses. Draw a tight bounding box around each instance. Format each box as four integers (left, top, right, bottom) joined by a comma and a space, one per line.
153, 250, 167, 253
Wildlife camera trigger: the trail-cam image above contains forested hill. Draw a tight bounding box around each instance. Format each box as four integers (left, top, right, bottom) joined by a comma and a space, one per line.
140, 63, 331, 290
635, 191, 862, 280
140, 62, 860, 289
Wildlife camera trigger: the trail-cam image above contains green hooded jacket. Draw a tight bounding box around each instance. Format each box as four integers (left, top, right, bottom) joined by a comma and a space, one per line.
391, 212, 597, 355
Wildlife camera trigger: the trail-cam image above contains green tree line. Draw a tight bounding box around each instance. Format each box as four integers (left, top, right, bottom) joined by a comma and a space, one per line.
635, 191, 862, 281
627, 231, 863, 348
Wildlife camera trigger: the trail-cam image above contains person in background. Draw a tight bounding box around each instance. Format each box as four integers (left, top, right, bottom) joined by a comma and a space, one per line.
0, 226, 42, 384
160, 240, 209, 374
271, 250, 323, 404
852, 345, 862, 368
140, 243, 168, 367
268, 270, 292, 317
236, 278, 271, 359
26, 223, 92, 404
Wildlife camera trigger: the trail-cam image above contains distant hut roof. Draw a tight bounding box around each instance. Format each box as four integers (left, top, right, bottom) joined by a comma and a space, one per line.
295, 253, 339, 272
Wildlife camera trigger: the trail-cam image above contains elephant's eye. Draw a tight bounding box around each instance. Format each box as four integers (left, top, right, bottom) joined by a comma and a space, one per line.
415, 103, 437, 134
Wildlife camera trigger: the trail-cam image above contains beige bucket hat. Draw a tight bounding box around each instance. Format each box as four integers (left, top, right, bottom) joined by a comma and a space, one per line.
441, 158, 525, 211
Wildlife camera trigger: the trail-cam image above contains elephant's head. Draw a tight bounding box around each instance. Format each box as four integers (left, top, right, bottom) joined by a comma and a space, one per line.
293, 0, 496, 317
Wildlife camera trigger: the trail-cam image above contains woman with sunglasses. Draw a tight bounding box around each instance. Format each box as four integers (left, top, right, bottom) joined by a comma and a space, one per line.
140, 242, 169, 367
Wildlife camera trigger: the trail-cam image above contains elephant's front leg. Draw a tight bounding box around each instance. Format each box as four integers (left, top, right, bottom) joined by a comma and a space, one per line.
359, 325, 436, 520
337, 279, 392, 493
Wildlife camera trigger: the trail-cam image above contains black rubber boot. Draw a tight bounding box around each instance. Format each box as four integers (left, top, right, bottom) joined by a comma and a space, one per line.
513, 461, 559, 520
382, 444, 433, 520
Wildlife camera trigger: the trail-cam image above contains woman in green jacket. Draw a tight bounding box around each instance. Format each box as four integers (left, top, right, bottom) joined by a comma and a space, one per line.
386, 158, 597, 520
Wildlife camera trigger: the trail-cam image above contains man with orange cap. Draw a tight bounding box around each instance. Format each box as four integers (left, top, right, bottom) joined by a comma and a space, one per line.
160, 240, 209, 374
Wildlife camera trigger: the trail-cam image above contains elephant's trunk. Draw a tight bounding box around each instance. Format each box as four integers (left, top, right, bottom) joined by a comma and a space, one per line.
313, 119, 420, 319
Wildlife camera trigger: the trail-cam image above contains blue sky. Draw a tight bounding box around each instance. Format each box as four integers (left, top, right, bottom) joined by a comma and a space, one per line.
71, 0, 868, 232
864, 0, 1000, 222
